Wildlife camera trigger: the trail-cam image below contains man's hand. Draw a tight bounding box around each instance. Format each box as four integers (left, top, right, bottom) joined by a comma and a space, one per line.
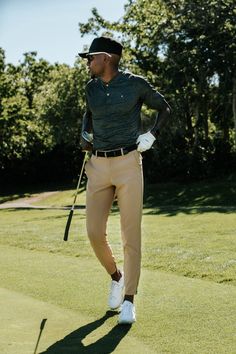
136, 131, 156, 152
80, 138, 93, 151
80, 131, 93, 151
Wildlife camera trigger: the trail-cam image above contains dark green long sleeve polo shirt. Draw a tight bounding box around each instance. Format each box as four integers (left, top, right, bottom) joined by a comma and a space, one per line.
85, 71, 166, 150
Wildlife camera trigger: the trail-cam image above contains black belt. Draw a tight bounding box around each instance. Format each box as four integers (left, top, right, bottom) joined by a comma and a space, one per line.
92, 144, 137, 158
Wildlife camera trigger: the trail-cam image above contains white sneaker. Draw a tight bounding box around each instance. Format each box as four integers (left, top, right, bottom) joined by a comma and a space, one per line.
118, 300, 136, 324
108, 272, 124, 310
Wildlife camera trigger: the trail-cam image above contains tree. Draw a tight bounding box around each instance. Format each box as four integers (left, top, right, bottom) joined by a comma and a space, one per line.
78, 0, 236, 179
0, 51, 54, 174
34, 61, 88, 147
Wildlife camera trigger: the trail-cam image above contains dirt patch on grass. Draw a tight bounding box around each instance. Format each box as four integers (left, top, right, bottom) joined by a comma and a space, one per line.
0, 192, 58, 209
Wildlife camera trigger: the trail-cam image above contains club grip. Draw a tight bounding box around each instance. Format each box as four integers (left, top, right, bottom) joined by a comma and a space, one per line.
40, 318, 47, 330
64, 209, 74, 241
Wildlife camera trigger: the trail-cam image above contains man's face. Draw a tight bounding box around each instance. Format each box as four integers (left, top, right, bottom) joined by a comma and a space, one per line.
86, 53, 109, 77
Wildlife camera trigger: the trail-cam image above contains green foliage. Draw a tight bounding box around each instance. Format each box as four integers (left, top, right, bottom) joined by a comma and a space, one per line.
0, 51, 54, 167
1, 94, 52, 160
35, 62, 88, 147
0, 50, 89, 183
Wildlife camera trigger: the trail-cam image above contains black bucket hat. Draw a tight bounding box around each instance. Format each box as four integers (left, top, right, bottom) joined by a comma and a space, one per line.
78, 36, 123, 58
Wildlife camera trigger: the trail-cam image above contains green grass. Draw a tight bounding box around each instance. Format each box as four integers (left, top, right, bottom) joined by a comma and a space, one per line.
1, 245, 236, 354
0, 177, 236, 353
0, 208, 235, 286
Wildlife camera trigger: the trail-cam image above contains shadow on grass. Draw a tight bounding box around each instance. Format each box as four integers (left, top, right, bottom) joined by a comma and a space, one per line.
1, 205, 86, 211
39, 311, 131, 354
143, 176, 236, 210
143, 205, 236, 216
2, 175, 236, 216
142, 176, 236, 216
3, 204, 236, 217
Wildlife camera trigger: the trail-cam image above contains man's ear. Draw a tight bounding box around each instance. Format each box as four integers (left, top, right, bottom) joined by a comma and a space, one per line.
103, 54, 111, 64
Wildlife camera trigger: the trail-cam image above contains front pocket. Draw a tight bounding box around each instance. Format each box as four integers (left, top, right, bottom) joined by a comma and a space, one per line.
84, 160, 91, 175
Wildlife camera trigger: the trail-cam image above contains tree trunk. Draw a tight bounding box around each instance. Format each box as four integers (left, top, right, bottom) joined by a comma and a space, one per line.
233, 75, 236, 147
186, 109, 194, 143
202, 95, 209, 140
193, 102, 200, 152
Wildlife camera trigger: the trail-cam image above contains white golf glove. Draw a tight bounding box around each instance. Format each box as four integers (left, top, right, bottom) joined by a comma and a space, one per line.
82, 131, 93, 143
136, 131, 156, 152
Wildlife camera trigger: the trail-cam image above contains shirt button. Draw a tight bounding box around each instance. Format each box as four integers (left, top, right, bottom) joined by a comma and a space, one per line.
107, 93, 110, 96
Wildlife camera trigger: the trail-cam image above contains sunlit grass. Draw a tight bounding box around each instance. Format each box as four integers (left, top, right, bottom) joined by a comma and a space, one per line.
0, 204, 235, 285
0, 178, 236, 353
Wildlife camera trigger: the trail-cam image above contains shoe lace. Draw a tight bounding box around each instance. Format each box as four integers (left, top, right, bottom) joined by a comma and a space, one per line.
110, 281, 119, 296
122, 301, 133, 315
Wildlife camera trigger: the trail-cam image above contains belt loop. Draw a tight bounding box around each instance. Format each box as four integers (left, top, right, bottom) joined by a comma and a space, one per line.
105, 151, 107, 158
121, 148, 124, 156
95, 150, 98, 158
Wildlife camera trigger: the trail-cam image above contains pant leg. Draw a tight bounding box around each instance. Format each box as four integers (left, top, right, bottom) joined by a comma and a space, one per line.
111, 150, 143, 295
85, 156, 117, 275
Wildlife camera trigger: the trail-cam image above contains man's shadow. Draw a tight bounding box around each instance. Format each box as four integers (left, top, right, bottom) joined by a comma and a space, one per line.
39, 310, 132, 354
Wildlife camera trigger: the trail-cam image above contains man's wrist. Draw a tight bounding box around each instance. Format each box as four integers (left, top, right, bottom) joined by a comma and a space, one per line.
150, 129, 160, 139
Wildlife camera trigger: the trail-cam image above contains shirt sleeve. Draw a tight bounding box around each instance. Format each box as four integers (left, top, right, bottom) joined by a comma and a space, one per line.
82, 91, 93, 133
138, 76, 166, 111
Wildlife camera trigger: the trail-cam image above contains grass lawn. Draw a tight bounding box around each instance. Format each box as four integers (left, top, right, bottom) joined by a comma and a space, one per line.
0, 176, 236, 353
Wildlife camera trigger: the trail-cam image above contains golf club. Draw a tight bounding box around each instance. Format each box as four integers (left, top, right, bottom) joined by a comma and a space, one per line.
63, 151, 88, 241
33, 318, 47, 354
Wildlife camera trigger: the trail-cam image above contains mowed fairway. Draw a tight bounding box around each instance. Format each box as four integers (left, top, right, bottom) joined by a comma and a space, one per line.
0, 178, 236, 353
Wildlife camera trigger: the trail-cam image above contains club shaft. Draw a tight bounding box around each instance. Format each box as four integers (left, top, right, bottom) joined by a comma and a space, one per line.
71, 152, 88, 207
63, 151, 88, 241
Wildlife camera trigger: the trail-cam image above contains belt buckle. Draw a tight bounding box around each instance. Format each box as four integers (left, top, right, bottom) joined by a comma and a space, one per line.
96, 147, 125, 158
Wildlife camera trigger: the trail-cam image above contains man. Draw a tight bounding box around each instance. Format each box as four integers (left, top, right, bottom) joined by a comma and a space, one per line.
79, 36, 171, 324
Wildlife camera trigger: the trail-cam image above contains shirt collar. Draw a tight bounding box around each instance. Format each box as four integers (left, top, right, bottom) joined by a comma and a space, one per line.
99, 71, 123, 86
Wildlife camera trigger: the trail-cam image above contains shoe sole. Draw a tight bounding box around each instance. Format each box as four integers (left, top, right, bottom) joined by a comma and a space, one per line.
109, 306, 122, 311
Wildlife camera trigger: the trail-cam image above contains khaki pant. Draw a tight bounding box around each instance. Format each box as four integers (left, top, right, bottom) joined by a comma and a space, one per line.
85, 150, 143, 295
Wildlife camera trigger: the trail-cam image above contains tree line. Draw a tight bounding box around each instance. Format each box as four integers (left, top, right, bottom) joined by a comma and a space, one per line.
0, 50, 88, 186
1, 0, 236, 187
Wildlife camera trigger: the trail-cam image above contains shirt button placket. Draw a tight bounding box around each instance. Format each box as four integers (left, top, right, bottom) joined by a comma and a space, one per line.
105, 83, 110, 102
